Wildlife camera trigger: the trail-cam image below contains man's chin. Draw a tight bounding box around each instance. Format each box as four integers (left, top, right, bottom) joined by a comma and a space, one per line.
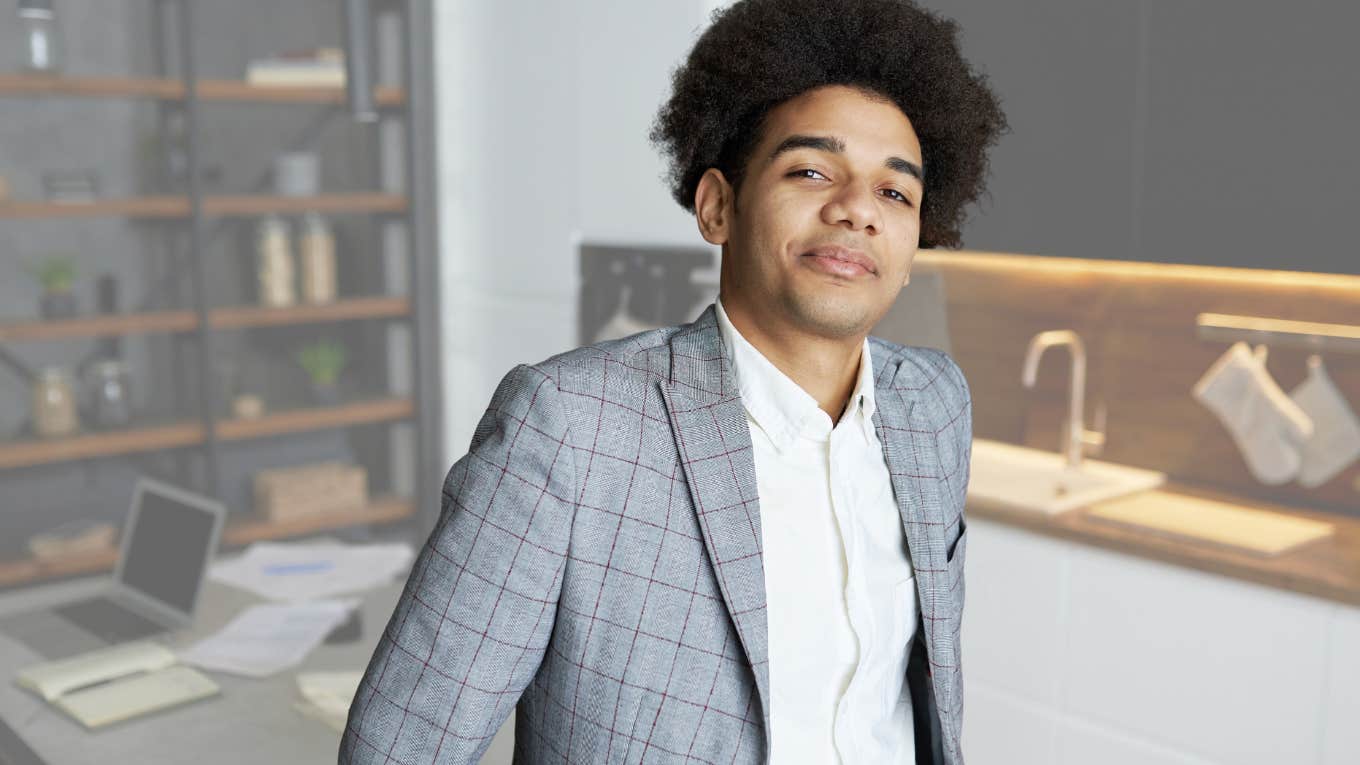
783, 295, 875, 339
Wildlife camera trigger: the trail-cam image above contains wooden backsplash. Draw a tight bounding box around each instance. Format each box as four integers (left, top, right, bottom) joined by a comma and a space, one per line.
913, 250, 1360, 518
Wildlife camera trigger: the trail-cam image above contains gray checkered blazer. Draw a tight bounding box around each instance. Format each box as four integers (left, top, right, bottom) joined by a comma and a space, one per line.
341, 302, 972, 764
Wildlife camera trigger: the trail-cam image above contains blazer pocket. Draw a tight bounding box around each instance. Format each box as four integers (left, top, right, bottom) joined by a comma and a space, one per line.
944, 518, 968, 590
623, 689, 664, 765
946, 516, 968, 562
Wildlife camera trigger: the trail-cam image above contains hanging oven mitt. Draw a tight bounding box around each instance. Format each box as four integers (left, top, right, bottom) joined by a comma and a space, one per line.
1287, 355, 1360, 488
1192, 341, 1314, 485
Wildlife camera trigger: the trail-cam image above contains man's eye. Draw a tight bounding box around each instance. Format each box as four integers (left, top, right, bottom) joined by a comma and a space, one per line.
789, 168, 826, 180
882, 189, 914, 206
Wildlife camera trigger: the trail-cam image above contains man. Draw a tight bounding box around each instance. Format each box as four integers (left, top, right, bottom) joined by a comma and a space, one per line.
341, 0, 1006, 762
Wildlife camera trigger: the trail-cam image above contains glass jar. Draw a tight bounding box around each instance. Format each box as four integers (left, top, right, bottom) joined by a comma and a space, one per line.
298, 212, 337, 304
87, 360, 133, 429
19, 0, 62, 74
256, 214, 295, 307
32, 367, 78, 438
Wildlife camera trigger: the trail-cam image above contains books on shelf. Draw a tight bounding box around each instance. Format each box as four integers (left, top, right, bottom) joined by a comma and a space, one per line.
246, 47, 345, 88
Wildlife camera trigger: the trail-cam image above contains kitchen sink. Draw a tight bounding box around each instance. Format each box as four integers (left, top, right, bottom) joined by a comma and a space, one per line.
966, 437, 1167, 515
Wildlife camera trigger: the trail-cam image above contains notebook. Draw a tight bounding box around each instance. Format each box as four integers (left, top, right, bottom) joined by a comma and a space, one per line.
15, 640, 220, 728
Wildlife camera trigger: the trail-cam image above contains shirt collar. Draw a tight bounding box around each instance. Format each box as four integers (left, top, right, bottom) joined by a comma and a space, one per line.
714, 297, 877, 453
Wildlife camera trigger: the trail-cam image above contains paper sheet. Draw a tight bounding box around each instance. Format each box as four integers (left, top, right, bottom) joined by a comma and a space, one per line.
208, 540, 414, 602
177, 599, 358, 678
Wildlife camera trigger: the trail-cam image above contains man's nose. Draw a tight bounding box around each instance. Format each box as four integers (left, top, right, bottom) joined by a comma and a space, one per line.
823, 181, 881, 234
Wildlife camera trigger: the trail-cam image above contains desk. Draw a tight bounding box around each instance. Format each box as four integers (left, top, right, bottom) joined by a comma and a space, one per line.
0, 547, 409, 764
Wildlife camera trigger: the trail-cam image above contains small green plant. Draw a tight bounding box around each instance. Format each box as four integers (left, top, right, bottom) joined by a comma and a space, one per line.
296, 339, 347, 386
27, 256, 76, 293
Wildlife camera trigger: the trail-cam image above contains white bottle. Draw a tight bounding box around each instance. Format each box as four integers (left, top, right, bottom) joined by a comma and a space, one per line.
257, 214, 295, 307
298, 212, 337, 304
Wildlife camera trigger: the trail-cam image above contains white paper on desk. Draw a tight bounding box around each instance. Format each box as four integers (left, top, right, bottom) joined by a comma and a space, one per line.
209, 540, 415, 602
178, 599, 358, 678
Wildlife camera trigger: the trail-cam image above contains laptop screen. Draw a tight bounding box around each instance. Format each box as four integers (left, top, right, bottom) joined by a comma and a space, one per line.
119, 487, 219, 615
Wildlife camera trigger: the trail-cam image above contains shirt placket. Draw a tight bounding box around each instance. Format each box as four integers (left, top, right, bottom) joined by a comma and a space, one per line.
827, 416, 867, 765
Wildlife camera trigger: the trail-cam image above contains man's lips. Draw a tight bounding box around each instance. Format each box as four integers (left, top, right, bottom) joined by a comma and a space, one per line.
801, 245, 877, 276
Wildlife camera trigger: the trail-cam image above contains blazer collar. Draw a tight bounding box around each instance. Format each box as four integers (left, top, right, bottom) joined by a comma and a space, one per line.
666, 302, 911, 412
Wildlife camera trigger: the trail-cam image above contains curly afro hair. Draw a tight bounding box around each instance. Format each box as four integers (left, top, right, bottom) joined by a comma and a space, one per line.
650, 0, 1009, 249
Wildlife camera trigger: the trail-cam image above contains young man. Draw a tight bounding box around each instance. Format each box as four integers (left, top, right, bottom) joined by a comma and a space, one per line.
342, 1, 1005, 763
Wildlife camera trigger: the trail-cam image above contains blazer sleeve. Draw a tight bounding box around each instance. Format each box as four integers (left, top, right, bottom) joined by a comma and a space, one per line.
340, 363, 577, 764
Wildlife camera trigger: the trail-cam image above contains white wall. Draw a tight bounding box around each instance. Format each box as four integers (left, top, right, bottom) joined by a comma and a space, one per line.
434, 1, 715, 467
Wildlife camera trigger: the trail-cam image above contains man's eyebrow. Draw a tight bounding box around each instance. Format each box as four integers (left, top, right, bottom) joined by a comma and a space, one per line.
768, 133, 924, 184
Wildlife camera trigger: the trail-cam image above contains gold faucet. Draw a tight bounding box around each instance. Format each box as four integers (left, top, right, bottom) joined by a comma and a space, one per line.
1021, 330, 1107, 470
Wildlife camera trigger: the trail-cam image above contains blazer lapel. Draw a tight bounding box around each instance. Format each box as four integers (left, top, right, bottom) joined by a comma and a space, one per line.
659, 304, 772, 745
871, 348, 949, 648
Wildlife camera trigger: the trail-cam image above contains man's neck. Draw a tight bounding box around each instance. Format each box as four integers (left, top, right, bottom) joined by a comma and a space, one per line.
720, 296, 864, 422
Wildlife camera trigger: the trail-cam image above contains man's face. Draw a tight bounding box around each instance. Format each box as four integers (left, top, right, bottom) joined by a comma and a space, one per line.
698, 84, 924, 340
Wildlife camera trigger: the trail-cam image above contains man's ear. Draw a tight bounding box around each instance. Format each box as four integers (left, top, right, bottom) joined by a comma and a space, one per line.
695, 168, 733, 246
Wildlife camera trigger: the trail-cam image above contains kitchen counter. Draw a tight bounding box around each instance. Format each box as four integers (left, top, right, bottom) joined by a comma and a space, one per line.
966, 479, 1360, 607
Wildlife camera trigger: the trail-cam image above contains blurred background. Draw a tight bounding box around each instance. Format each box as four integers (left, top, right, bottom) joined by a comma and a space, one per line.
0, 1, 1356, 763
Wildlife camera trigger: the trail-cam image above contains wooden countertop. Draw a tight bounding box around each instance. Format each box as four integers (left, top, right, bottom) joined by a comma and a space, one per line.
967, 479, 1360, 608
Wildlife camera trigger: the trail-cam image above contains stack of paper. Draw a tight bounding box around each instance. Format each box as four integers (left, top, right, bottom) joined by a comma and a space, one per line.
294, 670, 364, 733
178, 599, 358, 678
209, 540, 415, 602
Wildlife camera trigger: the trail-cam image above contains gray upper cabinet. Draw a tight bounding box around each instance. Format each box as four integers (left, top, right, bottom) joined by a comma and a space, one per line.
1140, 1, 1358, 274
925, 0, 1358, 275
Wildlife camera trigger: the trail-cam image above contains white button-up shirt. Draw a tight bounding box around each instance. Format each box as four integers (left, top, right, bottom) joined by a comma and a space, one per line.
714, 298, 918, 765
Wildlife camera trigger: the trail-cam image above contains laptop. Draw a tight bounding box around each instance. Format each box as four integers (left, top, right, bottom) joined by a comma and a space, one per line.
43, 477, 225, 646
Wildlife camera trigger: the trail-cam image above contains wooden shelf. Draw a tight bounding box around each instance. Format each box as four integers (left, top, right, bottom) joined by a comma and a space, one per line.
0, 311, 197, 342
0, 396, 414, 470
216, 397, 414, 441
211, 296, 411, 329
0, 297, 410, 342
0, 495, 416, 589
0, 192, 407, 220
0, 196, 192, 219
222, 495, 415, 545
205, 193, 407, 217
0, 421, 204, 471
0, 73, 405, 106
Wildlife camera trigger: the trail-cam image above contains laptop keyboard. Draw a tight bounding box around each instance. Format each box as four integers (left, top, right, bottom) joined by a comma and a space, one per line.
54, 597, 166, 643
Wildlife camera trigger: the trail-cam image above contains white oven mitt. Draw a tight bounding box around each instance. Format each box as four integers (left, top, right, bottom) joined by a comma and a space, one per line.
1287, 355, 1360, 488
1192, 341, 1314, 485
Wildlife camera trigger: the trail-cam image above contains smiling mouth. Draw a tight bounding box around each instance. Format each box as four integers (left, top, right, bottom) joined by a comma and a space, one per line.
800, 246, 877, 278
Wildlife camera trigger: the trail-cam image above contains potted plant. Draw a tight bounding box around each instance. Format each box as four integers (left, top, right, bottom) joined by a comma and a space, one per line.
296, 339, 346, 405
27, 255, 77, 318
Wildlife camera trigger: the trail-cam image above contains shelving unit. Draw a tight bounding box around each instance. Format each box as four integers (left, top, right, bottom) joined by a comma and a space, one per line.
0, 0, 441, 589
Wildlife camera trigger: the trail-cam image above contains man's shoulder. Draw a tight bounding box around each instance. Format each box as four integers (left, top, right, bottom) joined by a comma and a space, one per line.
869, 336, 971, 410
526, 321, 692, 393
